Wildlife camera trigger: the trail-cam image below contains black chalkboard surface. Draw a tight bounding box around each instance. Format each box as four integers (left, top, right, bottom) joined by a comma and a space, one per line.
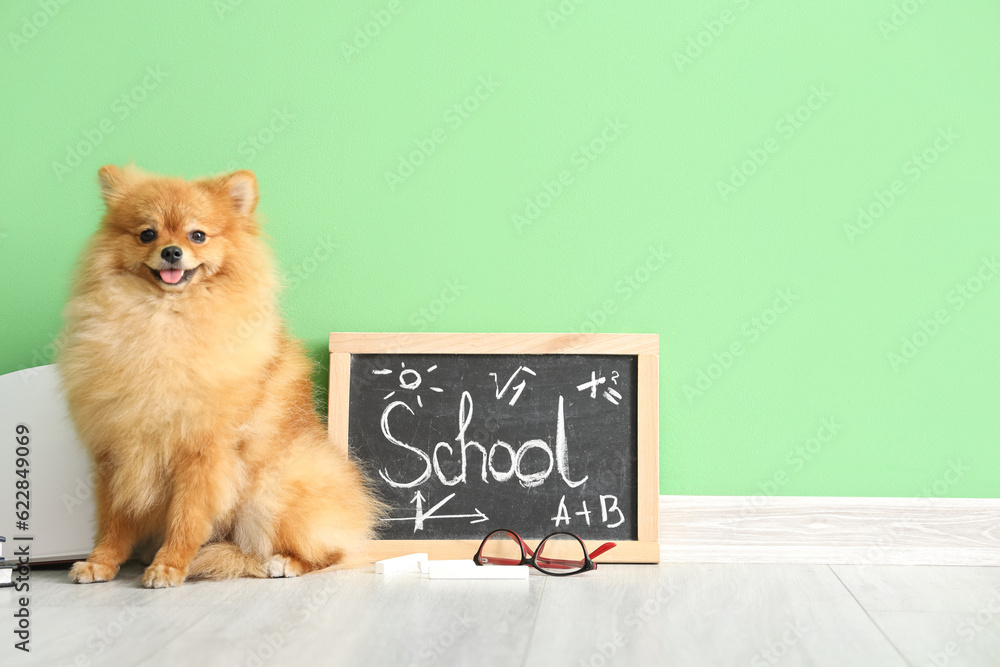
329, 333, 660, 563
350, 353, 637, 541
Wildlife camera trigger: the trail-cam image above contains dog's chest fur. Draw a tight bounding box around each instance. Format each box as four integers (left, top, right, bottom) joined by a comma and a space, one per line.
62, 278, 278, 455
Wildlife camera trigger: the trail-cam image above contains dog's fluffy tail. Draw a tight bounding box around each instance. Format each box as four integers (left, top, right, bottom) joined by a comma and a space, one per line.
187, 542, 268, 580
187, 542, 373, 580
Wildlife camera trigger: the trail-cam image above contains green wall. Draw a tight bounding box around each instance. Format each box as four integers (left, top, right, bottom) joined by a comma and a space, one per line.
1, 1, 998, 498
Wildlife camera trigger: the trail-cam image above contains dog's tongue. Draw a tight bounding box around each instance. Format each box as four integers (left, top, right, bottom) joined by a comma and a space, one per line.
160, 269, 184, 284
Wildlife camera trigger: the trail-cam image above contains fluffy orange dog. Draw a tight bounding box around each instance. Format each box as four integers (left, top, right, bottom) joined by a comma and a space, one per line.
58, 165, 382, 588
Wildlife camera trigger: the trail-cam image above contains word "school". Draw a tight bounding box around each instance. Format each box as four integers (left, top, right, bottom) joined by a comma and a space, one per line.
378, 391, 589, 489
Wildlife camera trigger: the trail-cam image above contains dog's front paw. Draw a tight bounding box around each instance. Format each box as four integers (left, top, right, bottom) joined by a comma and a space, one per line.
266, 554, 307, 578
141, 563, 187, 589
69, 561, 118, 584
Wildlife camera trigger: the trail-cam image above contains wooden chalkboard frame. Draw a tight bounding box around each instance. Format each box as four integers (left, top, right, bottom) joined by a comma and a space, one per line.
329, 332, 660, 564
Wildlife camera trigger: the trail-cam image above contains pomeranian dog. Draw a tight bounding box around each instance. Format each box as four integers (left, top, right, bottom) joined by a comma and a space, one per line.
58, 165, 382, 588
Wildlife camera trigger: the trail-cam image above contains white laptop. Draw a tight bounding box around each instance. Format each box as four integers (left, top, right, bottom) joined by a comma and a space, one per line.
0, 365, 95, 562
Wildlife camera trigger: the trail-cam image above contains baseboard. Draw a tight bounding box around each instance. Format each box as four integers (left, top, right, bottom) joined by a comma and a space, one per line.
658, 495, 1000, 566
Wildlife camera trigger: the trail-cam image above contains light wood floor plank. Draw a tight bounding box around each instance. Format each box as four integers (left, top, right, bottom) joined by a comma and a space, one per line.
832, 565, 1000, 612
9, 562, 1000, 666
1, 564, 248, 667
522, 563, 909, 667
139, 565, 544, 667
867, 611, 1000, 667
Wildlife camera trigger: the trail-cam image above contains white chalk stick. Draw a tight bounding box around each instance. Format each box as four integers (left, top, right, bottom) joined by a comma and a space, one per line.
375, 552, 428, 574
427, 559, 476, 569
428, 561, 529, 580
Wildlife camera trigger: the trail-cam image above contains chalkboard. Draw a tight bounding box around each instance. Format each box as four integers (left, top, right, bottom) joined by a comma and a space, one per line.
329, 333, 659, 563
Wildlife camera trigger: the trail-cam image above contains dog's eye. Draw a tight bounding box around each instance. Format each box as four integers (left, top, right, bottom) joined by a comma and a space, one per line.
189, 231, 207, 244
139, 229, 157, 244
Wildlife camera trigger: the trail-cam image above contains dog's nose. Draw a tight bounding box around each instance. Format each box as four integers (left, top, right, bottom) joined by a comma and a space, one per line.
161, 246, 183, 263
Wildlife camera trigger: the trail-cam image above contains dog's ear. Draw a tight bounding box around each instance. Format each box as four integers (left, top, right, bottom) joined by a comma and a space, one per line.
97, 165, 128, 206
215, 170, 258, 217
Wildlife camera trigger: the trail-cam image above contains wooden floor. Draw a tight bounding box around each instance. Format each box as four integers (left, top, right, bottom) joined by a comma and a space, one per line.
3, 562, 1000, 666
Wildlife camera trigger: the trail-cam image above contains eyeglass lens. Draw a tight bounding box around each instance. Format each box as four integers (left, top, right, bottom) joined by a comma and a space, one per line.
478, 530, 524, 566
535, 534, 586, 574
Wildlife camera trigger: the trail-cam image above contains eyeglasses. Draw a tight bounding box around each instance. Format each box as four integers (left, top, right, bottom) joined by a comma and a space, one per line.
473, 529, 616, 576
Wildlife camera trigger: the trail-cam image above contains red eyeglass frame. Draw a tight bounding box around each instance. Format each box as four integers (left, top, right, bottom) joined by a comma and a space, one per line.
473, 529, 617, 576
